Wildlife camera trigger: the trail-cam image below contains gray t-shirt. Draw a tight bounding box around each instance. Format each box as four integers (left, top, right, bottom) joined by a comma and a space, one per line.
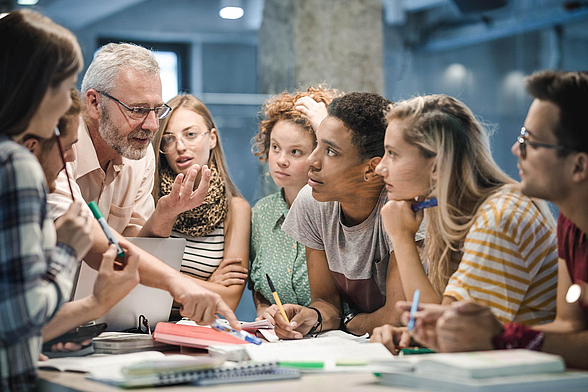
282, 185, 424, 313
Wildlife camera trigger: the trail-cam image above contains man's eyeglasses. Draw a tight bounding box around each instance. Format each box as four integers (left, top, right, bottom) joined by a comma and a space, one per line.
97, 91, 171, 120
516, 127, 568, 159
159, 130, 210, 154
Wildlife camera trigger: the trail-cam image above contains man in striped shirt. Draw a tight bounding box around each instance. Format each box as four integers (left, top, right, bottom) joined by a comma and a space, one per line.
394, 70, 588, 370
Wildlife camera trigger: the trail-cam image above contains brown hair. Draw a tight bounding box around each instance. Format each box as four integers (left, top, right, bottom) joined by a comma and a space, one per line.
525, 70, 588, 155
152, 94, 242, 206
252, 85, 339, 162
0, 10, 82, 137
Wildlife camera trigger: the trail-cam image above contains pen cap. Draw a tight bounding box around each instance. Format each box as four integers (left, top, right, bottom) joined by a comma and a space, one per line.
88, 201, 104, 219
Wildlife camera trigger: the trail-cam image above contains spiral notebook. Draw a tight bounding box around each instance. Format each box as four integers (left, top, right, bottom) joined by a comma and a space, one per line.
88, 360, 301, 388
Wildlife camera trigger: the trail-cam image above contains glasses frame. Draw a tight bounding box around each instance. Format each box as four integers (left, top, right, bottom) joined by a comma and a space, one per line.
516, 127, 568, 159
159, 130, 210, 155
97, 90, 172, 120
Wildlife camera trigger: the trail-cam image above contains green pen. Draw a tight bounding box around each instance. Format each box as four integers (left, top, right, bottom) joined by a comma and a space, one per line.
278, 361, 324, 369
88, 201, 125, 258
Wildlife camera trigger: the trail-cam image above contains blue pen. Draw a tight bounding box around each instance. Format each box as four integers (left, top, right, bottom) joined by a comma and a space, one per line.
411, 198, 438, 212
407, 289, 420, 332
211, 319, 262, 345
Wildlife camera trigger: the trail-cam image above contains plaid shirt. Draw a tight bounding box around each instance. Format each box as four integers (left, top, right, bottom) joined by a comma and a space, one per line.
0, 137, 78, 392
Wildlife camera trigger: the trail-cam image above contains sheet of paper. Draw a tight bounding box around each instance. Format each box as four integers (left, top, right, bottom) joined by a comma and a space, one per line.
245, 337, 394, 363
38, 351, 165, 372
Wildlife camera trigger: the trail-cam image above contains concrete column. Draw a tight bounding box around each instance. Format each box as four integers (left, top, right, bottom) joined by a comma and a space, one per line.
259, 0, 385, 95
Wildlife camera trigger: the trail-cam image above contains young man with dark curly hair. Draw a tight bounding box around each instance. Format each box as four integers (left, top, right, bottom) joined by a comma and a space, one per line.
275, 92, 425, 338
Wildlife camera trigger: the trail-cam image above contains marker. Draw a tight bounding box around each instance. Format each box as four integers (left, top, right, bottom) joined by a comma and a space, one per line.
411, 198, 438, 212
54, 127, 75, 202
278, 361, 324, 369
407, 289, 420, 332
266, 274, 290, 324
88, 201, 124, 258
211, 319, 262, 345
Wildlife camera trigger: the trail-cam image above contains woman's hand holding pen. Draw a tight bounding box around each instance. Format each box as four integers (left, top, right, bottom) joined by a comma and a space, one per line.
54, 201, 93, 260
273, 304, 318, 339
394, 301, 501, 353
381, 199, 424, 242
395, 301, 447, 352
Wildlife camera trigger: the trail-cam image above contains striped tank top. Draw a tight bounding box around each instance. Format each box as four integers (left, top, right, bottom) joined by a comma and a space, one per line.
170, 224, 225, 280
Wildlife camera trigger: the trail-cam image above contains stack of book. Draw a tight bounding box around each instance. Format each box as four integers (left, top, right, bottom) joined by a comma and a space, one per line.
378, 350, 588, 391
93, 332, 176, 354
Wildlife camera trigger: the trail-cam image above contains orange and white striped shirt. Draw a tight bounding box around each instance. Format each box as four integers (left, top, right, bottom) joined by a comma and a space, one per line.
444, 186, 558, 325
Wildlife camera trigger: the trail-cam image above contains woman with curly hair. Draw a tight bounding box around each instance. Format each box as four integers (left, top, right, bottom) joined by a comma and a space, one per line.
152, 94, 250, 312
250, 86, 338, 322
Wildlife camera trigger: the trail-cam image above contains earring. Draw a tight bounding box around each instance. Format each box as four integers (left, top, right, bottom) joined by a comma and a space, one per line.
364, 174, 370, 181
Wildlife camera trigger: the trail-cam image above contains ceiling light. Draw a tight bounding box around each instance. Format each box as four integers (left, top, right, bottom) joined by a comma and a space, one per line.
219, 0, 244, 20
17, 0, 39, 5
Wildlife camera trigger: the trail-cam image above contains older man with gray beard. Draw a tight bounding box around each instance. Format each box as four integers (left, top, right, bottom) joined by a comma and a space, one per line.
48, 43, 239, 328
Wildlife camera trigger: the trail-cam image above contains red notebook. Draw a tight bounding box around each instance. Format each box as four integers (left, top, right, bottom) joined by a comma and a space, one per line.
153, 322, 249, 349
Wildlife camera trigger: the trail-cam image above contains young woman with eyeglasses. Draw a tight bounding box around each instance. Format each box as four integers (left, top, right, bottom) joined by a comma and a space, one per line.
371, 94, 560, 353
151, 94, 250, 312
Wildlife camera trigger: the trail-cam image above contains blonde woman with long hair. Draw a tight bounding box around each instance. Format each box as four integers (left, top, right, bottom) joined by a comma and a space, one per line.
371, 94, 558, 353
152, 94, 250, 312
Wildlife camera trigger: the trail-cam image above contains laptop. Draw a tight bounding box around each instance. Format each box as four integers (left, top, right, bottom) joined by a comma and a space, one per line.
73, 237, 186, 332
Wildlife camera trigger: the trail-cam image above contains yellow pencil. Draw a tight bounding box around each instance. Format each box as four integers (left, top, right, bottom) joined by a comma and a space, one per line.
266, 274, 290, 324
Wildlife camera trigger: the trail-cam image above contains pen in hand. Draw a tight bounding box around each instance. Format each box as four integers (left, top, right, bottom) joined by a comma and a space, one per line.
266, 274, 290, 324
407, 289, 420, 332
88, 201, 125, 258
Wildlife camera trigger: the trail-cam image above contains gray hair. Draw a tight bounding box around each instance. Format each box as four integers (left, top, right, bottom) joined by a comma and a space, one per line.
81, 43, 160, 98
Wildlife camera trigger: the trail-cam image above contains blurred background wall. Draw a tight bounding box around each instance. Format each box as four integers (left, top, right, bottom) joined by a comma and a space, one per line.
6, 0, 588, 320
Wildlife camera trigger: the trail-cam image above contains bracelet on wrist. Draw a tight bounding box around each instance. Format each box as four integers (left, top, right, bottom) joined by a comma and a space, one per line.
307, 306, 323, 336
